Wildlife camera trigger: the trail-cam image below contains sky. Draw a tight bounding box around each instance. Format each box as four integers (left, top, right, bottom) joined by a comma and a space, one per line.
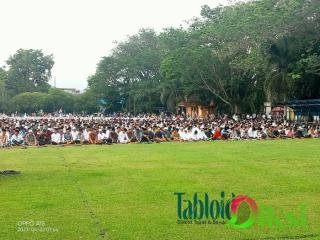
0, 0, 230, 90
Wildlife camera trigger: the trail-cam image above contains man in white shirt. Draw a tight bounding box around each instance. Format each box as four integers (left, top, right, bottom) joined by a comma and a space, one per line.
83, 127, 90, 142
105, 127, 110, 140
71, 128, 78, 142
11, 129, 24, 146
118, 128, 129, 144
97, 129, 105, 144
51, 128, 62, 145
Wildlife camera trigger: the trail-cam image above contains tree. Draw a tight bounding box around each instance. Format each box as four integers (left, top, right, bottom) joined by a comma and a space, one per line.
88, 29, 164, 113
9, 92, 47, 113
5, 49, 54, 96
73, 91, 100, 114
42, 89, 75, 113
0, 68, 8, 112
86, 0, 320, 115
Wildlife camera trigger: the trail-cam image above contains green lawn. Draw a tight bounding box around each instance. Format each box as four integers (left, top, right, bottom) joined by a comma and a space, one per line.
0, 140, 319, 240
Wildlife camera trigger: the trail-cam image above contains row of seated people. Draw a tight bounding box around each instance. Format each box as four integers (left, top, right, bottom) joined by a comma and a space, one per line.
1, 124, 318, 147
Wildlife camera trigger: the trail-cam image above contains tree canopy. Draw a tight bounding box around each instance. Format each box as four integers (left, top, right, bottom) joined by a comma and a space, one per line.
5, 49, 54, 96
1, 0, 319, 114
87, 0, 320, 114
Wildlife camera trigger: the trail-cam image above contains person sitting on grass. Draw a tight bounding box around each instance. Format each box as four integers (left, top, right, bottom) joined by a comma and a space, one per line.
221, 127, 230, 140
118, 128, 129, 144
71, 127, 78, 143
285, 127, 294, 138
109, 127, 118, 143
154, 127, 166, 143
97, 129, 106, 144
140, 127, 151, 143
37, 129, 50, 146
51, 128, 62, 145
0, 128, 8, 147
212, 127, 222, 140
267, 126, 276, 139
89, 128, 98, 144
63, 128, 73, 144
205, 127, 213, 139
126, 128, 135, 142
198, 126, 208, 141
75, 128, 87, 144
171, 128, 181, 141
162, 127, 171, 141
308, 126, 317, 138
24, 129, 38, 146
10, 129, 24, 146
147, 128, 155, 142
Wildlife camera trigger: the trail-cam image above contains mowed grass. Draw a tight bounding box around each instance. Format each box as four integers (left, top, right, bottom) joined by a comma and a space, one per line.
0, 140, 319, 240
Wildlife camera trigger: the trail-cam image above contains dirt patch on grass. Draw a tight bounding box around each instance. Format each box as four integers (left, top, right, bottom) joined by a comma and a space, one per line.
0, 170, 21, 176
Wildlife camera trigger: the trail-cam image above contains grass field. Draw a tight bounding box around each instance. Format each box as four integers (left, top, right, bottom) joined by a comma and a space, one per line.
0, 140, 319, 240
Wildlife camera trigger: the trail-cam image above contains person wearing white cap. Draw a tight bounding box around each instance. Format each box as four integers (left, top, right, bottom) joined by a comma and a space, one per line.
24, 130, 38, 146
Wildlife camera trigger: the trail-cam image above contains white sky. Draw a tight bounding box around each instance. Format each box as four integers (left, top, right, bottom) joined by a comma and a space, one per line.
0, 0, 229, 90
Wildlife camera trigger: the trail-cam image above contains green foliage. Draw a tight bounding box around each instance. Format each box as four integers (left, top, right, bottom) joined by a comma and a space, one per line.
86, 0, 320, 114
2, 0, 320, 114
88, 29, 164, 113
73, 91, 100, 114
10, 92, 47, 113
8, 89, 79, 113
41, 88, 75, 113
0, 68, 8, 112
5, 49, 54, 96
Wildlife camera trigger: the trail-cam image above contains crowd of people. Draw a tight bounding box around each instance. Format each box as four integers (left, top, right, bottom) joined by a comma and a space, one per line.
0, 113, 319, 148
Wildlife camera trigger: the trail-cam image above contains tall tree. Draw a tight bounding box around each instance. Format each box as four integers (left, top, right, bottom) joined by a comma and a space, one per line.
5, 49, 54, 95
0, 67, 8, 111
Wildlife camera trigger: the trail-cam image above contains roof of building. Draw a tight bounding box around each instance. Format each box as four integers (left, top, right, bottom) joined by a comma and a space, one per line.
282, 99, 320, 112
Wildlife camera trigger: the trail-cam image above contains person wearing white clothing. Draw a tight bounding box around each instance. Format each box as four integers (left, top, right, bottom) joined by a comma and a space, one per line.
97, 129, 106, 144
118, 128, 129, 144
51, 129, 62, 145
11, 129, 24, 146
71, 128, 78, 141
83, 128, 90, 142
